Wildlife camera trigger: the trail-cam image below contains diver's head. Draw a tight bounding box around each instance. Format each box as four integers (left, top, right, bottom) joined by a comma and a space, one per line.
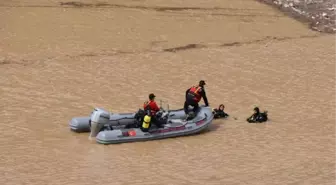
219, 104, 225, 111
254, 107, 260, 114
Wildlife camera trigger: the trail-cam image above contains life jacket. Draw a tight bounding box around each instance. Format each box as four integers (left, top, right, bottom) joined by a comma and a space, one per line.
143, 100, 157, 116
188, 86, 202, 102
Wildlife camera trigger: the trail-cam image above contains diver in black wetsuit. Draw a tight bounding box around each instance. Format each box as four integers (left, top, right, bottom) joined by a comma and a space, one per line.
247, 107, 268, 123
212, 104, 229, 119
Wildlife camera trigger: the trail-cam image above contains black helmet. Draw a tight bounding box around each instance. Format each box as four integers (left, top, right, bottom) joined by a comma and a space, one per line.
149, 93, 156, 100
254, 107, 260, 113
199, 80, 206, 86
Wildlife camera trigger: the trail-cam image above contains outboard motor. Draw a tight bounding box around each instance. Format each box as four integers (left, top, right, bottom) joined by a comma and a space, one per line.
89, 108, 111, 139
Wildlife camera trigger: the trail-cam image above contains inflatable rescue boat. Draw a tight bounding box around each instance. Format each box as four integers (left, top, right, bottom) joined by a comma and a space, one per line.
69, 105, 214, 144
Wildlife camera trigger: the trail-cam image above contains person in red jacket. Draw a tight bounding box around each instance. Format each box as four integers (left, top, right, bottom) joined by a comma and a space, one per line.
143, 93, 160, 116
143, 93, 163, 128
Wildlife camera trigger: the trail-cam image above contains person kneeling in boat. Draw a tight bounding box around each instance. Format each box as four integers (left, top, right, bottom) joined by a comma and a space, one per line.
141, 93, 163, 132
212, 104, 229, 119
184, 80, 209, 120
246, 107, 268, 123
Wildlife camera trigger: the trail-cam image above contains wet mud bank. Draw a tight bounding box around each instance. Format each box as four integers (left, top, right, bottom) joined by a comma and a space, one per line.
257, 0, 336, 33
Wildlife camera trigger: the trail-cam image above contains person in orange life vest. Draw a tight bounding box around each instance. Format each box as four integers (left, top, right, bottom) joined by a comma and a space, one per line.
184, 80, 209, 115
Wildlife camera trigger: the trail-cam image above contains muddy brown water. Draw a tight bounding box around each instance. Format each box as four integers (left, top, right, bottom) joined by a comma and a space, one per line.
0, 0, 335, 185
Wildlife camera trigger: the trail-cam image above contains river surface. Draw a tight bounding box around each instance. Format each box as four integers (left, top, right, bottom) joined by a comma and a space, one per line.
0, 0, 335, 185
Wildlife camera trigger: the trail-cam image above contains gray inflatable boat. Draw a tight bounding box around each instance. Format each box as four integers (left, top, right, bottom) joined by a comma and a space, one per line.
69, 105, 214, 144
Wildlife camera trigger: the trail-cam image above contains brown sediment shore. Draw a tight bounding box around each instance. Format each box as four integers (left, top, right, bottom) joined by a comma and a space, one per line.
257, 0, 336, 33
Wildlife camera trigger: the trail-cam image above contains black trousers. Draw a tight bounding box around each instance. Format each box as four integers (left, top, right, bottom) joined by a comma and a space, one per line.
184, 98, 199, 115
152, 116, 164, 128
